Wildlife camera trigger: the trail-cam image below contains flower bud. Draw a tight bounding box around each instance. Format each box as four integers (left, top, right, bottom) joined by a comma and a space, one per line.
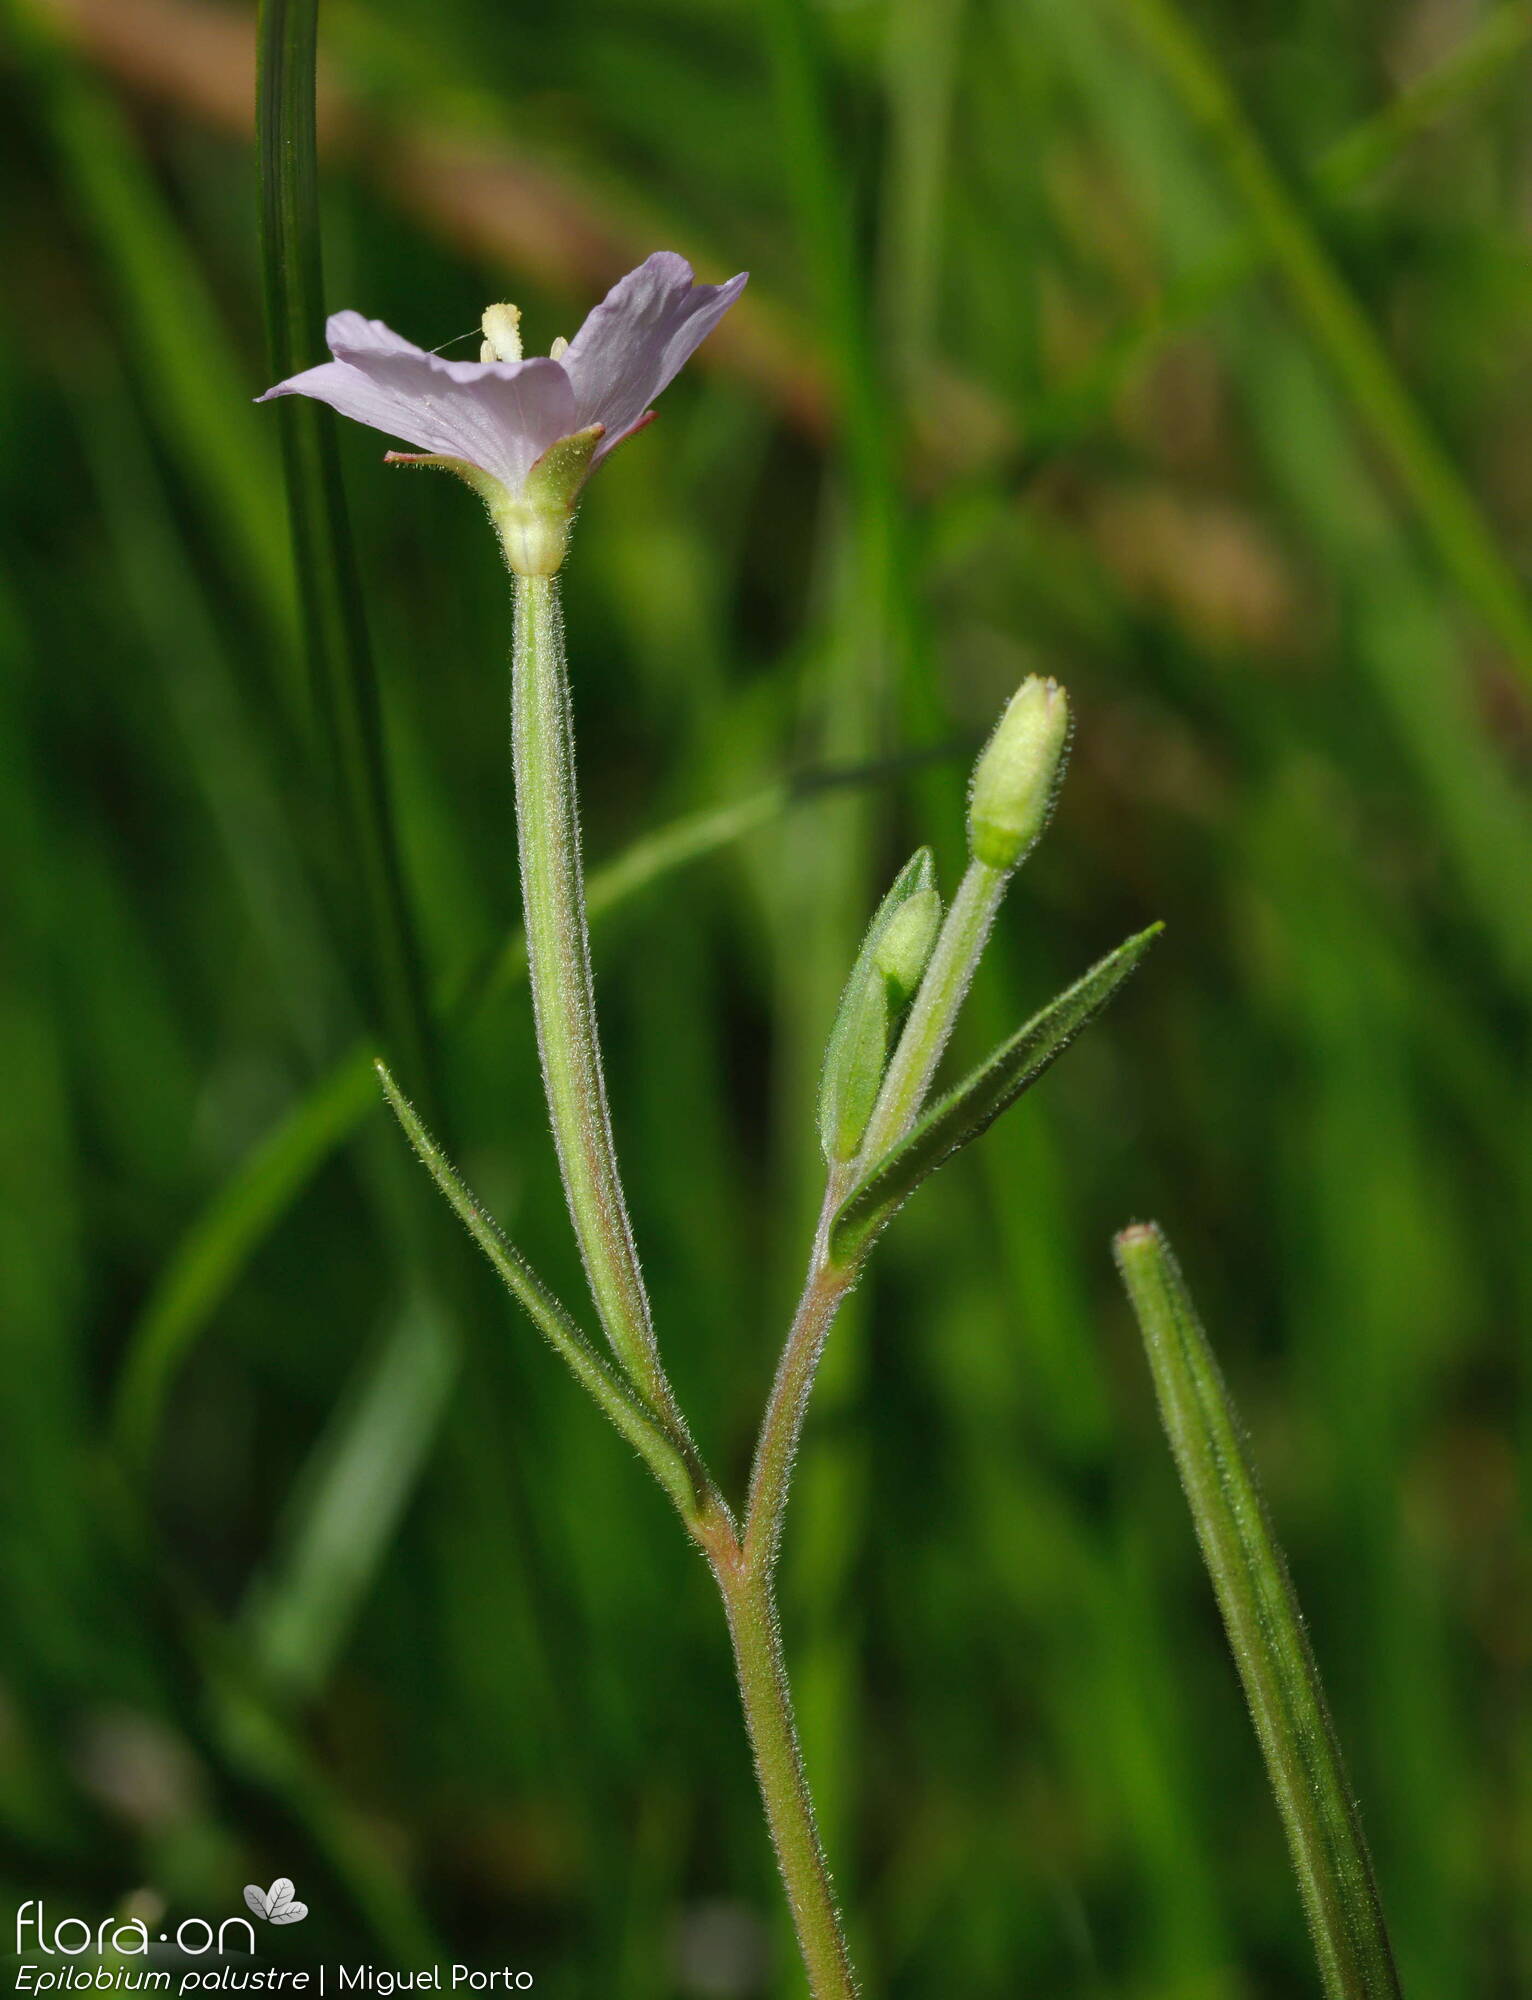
873, 887, 941, 1004
819, 850, 941, 1162
967, 676, 1071, 872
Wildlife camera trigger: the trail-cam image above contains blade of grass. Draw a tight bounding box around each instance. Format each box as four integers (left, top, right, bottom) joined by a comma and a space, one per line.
1315, 1, 1532, 195
1114, 0, 1532, 693
257, 0, 436, 1101
763, 0, 906, 652
1244, 336, 1532, 992
470, 780, 791, 1011
1245, 768, 1478, 1993
880, 0, 967, 395
112, 1048, 376, 1469
0, 573, 100, 1657
5, 0, 297, 654
1023, 0, 1532, 459
73, 365, 341, 1056
1114, 1221, 1402, 2000
1021, 0, 1532, 1001
238, 1294, 458, 1701
93, 1458, 445, 1962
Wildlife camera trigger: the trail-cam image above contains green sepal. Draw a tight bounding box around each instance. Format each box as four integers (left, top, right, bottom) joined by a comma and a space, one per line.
829, 923, 1162, 1259
522, 422, 605, 513
383, 450, 507, 507
818, 849, 940, 1163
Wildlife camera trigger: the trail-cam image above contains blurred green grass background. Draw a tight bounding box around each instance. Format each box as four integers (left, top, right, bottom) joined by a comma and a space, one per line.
0, 0, 1527, 1992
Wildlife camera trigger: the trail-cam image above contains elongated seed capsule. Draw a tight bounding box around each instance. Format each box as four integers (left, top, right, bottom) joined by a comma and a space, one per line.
967, 676, 1072, 872
819, 850, 941, 1162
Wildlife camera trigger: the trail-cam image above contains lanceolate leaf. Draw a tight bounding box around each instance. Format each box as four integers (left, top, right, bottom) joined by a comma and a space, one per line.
1113, 1223, 1402, 2000
375, 1061, 700, 1520
830, 925, 1161, 1261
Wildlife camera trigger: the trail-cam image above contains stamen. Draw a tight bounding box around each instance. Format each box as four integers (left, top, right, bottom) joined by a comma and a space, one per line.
427, 326, 482, 355
480, 303, 523, 364
549, 335, 570, 361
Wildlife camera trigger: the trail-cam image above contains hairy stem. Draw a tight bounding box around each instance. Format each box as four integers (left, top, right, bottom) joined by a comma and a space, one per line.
510, 573, 690, 1448
745, 1203, 856, 1574
712, 1549, 860, 1999
726, 1174, 862, 1989
729, 859, 1017, 1979
512, 571, 865, 1990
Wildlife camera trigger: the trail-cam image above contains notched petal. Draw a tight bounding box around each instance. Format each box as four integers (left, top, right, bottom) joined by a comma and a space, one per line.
324, 311, 427, 360
562, 253, 747, 449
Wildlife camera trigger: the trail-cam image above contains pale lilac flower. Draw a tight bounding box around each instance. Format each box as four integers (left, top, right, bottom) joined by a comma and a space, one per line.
258, 252, 746, 570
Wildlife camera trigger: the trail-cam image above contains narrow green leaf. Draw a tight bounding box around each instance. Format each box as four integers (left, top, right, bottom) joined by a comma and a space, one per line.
113, 1048, 376, 1469
375, 1061, 701, 1521
1313, 0, 1532, 197
1113, 1222, 1402, 2000
830, 924, 1161, 1260
818, 847, 938, 1161
8, 0, 295, 651
257, 0, 437, 1103
1023, 0, 1532, 464
1121, 0, 1532, 695
240, 1294, 458, 1702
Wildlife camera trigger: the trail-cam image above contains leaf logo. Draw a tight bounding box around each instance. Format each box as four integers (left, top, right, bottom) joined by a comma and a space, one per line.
243, 1879, 309, 1926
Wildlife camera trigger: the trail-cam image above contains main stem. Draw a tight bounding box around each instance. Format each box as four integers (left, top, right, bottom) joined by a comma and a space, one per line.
711, 1544, 860, 2000
511, 569, 860, 1994
719, 1178, 860, 1996
510, 573, 686, 1442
